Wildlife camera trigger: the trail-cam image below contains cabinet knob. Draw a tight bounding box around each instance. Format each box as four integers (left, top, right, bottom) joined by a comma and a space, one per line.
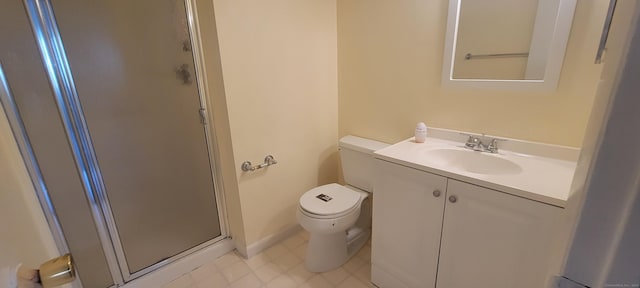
448, 195, 458, 203
432, 190, 441, 197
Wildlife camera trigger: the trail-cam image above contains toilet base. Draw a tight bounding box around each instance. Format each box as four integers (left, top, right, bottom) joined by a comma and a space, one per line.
304, 226, 370, 272
346, 226, 370, 256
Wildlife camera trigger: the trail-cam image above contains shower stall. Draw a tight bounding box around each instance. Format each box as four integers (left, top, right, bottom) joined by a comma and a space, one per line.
0, 0, 228, 286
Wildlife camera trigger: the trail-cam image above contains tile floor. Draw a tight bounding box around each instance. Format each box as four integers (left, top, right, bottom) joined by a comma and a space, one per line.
163, 230, 375, 288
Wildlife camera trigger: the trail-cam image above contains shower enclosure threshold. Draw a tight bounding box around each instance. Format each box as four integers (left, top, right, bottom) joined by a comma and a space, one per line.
120, 238, 234, 288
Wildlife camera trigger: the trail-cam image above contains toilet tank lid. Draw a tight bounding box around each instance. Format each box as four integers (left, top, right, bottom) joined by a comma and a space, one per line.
339, 135, 389, 154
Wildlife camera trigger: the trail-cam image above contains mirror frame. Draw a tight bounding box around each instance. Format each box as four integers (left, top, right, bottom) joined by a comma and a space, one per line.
441, 0, 577, 91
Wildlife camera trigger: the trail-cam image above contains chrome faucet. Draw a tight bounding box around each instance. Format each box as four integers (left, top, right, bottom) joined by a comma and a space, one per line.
486, 138, 500, 153
464, 135, 481, 150
463, 134, 502, 153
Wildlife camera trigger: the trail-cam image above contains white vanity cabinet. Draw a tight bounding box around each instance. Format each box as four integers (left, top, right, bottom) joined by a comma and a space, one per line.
372, 159, 562, 288
371, 159, 447, 288
437, 179, 561, 288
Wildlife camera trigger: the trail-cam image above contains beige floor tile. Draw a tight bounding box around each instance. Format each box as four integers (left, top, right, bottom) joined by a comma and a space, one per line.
297, 230, 310, 241
229, 273, 262, 288
264, 243, 289, 259
166, 233, 374, 288
342, 256, 365, 274
253, 262, 283, 283
292, 243, 308, 260
336, 276, 370, 288
214, 252, 243, 270
163, 274, 194, 288
299, 274, 333, 288
356, 245, 371, 262
282, 234, 306, 251
364, 279, 377, 288
221, 261, 251, 283
353, 264, 372, 284
286, 263, 316, 284
244, 252, 271, 270
265, 274, 297, 288
321, 267, 349, 286
195, 272, 228, 288
271, 251, 302, 272
190, 262, 219, 283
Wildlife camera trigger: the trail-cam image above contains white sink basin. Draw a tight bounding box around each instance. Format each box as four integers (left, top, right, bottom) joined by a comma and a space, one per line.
421, 148, 522, 175
374, 133, 580, 207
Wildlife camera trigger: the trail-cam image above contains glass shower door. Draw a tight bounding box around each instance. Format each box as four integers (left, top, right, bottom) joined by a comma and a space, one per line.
1, 1, 116, 286
49, 0, 222, 277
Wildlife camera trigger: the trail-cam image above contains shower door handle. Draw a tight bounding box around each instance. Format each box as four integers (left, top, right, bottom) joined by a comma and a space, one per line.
174, 64, 192, 85
17, 254, 75, 287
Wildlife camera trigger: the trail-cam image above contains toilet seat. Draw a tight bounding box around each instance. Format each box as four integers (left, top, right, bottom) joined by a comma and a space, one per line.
299, 184, 362, 218
299, 203, 360, 219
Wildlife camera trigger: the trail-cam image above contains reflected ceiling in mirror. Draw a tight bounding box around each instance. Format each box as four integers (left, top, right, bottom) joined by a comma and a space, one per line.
442, 0, 577, 90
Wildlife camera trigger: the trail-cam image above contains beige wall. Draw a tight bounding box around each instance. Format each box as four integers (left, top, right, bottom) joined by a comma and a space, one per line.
212, 0, 338, 246
338, 0, 608, 147
0, 108, 58, 271
195, 0, 248, 254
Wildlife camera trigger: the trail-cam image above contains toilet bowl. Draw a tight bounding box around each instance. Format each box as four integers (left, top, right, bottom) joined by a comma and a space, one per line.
297, 184, 369, 272
297, 136, 388, 272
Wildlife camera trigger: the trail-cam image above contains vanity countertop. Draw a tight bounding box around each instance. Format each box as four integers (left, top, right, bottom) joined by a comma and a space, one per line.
374, 131, 579, 208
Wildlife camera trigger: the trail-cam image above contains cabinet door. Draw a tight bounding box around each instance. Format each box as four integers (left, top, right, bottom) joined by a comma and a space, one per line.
372, 159, 447, 288
437, 180, 561, 288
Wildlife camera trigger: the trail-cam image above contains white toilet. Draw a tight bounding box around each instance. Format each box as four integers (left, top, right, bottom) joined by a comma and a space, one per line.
297, 135, 388, 272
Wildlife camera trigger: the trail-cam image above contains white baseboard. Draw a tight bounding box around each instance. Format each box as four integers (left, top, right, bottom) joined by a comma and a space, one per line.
234, 240, 248, 258
241, 225, 302, 259
122, 238, 234, 288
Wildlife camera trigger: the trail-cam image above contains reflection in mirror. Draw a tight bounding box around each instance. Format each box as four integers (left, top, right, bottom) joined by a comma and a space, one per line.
442, 0, 577, 90
454, 0, 539, 80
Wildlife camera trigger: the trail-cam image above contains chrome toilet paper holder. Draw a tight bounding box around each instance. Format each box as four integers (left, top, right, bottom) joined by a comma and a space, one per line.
241, 155, 278, 172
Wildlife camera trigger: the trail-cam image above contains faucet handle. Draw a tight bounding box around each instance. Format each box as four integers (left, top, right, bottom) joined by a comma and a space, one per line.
461, 133, 480, 149
486, 138, 505, 153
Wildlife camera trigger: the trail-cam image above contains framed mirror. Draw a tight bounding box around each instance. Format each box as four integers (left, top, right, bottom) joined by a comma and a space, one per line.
441, 0, 577, 90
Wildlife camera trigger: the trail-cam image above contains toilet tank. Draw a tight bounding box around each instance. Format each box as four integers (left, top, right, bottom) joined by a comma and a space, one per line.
339, 135, 389, 192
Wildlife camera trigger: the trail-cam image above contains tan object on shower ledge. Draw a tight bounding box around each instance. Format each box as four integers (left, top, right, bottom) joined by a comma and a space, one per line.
16, 265, 40, 288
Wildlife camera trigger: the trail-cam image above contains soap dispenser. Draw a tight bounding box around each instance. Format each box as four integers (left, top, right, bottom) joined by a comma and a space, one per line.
415, 122, 427, 143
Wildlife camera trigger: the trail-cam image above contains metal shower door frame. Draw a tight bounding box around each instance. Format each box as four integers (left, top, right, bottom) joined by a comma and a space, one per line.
24, 0, 124, 284
0, 64, 85, 288
14, 0, 230, 284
